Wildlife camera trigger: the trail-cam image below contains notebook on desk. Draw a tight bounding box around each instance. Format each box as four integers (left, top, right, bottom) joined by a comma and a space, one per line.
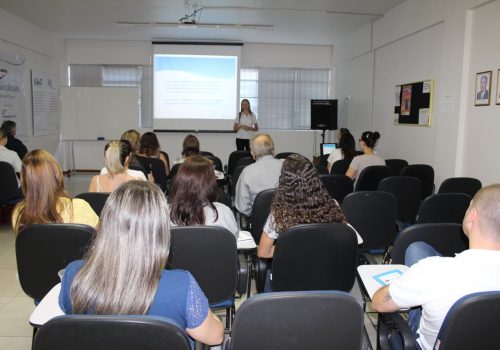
237, 230, 257, 250
357, 264, 409, 299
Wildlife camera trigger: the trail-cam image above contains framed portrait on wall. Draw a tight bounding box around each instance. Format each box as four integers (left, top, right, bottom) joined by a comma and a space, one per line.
496, 70, 500, 105
475, 71, 491, 106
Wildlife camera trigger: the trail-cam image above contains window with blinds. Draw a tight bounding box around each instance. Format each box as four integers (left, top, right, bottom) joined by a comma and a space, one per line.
240, 68, 330, 130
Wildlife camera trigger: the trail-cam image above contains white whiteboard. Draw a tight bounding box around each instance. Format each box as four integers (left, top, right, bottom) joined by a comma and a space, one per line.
61, 87, 139, 140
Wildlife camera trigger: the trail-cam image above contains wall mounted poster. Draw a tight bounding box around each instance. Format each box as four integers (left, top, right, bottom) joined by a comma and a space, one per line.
475, 71, 491, 106
401, 85, 412, 115
0, 53, 27, 137
394, 80, 434, 126
31, 71, 60, 136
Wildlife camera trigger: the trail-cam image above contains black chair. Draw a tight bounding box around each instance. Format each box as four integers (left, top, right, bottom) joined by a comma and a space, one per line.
415, 193, 471, 224
385, 159, 409, 176
230, 165, 247, 201
355, 165, 392, 191
16, 224, 95, 302
0, 161, 22, 223
275, 152, 296, 159
168, 226, 245, 328
378, 176, 422, 226
233, 156, 254, 170
135, 155, 168, 192
438, 177, 482, 197
330, 158, 352, 175
316, 154, 329, 174
216, 188, 232, 208
401, 164, 434, 199
318, 174, 353, 203
270, 223, 358, 292
379, 291, 500, 350
227, 291, 367, 350
248, 189, 275, 293
33, 315, 191, 350
389, 223, 468, 264
200, 151, 214, 157
227, 151, 252, 177
75, 192, 110, 216
205, 155, 223, 172
342, 191, 397, 263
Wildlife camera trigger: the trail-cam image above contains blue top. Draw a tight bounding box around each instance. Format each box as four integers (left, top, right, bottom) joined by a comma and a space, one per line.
59, 260, 209, 330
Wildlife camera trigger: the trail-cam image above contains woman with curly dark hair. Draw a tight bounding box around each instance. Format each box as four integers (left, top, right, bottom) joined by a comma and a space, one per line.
257, 154, 347, 258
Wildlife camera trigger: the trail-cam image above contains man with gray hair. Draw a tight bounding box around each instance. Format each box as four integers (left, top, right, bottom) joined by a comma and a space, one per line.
235, 133, 283, 216
372, 184, 500, 350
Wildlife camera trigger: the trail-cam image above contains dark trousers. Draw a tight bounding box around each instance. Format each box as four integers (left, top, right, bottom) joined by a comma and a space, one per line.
236, 138, 250, 151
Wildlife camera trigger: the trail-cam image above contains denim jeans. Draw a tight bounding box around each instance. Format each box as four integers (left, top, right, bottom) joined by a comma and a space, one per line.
389, 242, 442, 349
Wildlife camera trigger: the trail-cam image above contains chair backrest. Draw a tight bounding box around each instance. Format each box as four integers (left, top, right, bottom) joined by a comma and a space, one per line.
355, 165, 392, 191
378, 176, 422, 224
75, 192, 110, 216
342, 191, 397, 251
234, 156, 254, 170
390, 223, 468, 264
416, 193, 471, 224
271, 223, 358, 292
204, 155, 223, 172
135, 155, 168, 192
0, 161, 19, 201
275, 152, 297, 159
16, 224, 95, 301
401, 164, 435, 199
231, 165, 247, 198
330, 158, 352, 175
249, 189, 275, 244
228, 151, 252, 176
229, 291, 364, 350
168, 226, 237, 305
318, 174, 353, 203
200, 151, 214, 156
316, 154, 329, 174
33, 315, 191, 350
438, 177, 482, 197
385, 159, 409, 176
216, 188, 232, 208
434, 291, 500, 350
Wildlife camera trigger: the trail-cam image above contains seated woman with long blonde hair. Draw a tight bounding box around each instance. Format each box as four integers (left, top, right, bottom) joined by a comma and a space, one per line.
12, 150, 98, 234
60, 181, 223, 346
89, 140, 144, 193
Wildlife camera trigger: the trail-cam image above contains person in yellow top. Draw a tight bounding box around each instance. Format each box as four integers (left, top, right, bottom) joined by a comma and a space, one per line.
12, 149, 99, 234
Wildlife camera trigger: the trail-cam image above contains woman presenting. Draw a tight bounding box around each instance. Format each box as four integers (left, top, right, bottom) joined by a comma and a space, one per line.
233, 99, 258, 151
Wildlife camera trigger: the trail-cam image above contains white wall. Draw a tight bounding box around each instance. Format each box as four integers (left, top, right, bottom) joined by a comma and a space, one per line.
334, 0, 495, 187
0, 8, 65, 161
64, 39, 334, 170
460, 1, 500, 185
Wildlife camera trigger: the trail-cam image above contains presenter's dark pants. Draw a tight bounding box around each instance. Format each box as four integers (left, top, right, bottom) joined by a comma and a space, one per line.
236, 138, 250, 151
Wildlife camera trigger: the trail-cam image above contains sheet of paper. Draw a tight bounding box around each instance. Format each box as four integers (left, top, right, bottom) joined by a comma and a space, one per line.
395, 86, 401, 106
237, 230, 256, 250
423, 80, 432, 94
372, 269, 404, 286
419, 108, 430, 125
401, 85, 412, 115
394, 114, 399, 124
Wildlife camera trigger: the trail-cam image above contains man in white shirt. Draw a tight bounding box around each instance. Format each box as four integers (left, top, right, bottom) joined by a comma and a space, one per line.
372, 184, 500, 350
235, 133, 283, 216
0, 128, 22, 174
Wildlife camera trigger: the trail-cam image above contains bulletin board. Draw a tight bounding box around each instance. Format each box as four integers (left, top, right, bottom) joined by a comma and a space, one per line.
393, 80, 434, 126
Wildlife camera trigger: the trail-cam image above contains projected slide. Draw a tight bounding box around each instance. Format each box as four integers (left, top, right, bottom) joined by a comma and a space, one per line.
154, 54, 237, 120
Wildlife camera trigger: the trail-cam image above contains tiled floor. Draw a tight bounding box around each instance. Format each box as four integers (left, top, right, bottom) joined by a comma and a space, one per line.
0, 173, 379, 349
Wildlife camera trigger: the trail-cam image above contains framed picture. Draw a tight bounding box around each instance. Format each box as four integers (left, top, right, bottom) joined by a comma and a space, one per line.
496, 70, 500, 105
475, 71, 491, 106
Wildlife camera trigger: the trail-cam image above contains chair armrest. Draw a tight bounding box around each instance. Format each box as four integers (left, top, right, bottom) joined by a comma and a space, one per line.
361, 325, 373, 350
236, 253, 248, 296
378, 313, 416, 350
254, 256, 269, 293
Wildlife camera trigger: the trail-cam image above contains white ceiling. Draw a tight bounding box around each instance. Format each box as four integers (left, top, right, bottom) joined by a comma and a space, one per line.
0, 0, 406, 45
